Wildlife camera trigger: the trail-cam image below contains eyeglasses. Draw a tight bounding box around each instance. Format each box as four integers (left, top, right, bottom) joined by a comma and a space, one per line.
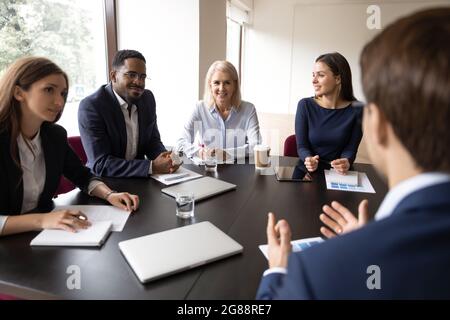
120, 71, 149, 82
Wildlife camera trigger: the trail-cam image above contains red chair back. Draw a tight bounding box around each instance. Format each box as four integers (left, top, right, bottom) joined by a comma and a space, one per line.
54, 136, 87, 197
283, 134, 298, 157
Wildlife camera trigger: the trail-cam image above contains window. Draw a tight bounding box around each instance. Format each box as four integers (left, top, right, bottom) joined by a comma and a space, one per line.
0, 0, 110, 136
226, 18, 242, 76
226, 1, 251, 80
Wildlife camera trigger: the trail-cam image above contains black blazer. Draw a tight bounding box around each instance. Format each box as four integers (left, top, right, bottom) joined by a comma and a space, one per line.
78, 84, 166, 178
0, 123, 94, 215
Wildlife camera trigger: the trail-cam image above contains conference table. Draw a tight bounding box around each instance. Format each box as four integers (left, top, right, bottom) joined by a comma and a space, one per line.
0, 156, 388, 299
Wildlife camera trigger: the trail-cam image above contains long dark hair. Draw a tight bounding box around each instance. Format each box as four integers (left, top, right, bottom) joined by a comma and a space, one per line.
316, 52, 356, 101
0, 56, 68, 167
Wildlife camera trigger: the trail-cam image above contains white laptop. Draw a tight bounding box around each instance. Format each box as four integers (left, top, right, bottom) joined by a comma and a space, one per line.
118, 221, 243, 283
161, 176, 236, 201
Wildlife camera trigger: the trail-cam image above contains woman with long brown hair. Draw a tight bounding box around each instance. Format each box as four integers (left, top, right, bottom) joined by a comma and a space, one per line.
0, 57, 139, 236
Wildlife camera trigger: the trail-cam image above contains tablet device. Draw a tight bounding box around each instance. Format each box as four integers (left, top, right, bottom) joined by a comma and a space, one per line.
275, 164, 313, 182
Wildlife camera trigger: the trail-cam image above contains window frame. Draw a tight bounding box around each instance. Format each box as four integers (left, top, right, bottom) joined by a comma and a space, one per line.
104, 0, 118, 77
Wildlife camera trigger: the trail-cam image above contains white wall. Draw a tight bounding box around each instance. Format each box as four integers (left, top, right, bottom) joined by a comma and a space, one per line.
116, 0, 228, 147
243, 0, 450, 156
199, 0, 227, 99
244, 0, 450, 114
116, 0, 200, 147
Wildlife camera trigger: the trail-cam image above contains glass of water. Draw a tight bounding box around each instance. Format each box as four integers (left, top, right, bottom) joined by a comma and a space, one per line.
175, 192, 195, 219
204, 154, 217, 172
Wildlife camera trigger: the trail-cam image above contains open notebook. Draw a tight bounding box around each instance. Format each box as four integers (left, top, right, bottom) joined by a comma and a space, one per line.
30, 221, 112, 247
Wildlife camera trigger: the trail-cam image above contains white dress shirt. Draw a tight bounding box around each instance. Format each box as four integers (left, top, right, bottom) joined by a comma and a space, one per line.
262, 172, 450, 277
112, 89, 139, 160
112, 90, 154, 175
18, 132, 46, 214
177, 100, 262, 159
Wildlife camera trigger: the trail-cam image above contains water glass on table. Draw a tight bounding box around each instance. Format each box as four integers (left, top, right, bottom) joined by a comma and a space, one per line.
175, 192, 195, 219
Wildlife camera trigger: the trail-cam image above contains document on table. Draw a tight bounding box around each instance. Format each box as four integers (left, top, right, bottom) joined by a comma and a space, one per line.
150, 166, 202, 185
324, 169, 375, 193
54, 205, 131, 232
259, 237, 324, 259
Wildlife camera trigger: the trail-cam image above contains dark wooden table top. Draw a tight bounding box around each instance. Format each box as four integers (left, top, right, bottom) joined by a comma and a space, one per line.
0, 157, 388, 299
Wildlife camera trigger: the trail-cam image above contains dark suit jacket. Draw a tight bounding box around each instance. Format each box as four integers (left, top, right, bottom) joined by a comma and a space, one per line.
0, 123, 93, 215
78, 84, 166, 177
256, 181, 450, 299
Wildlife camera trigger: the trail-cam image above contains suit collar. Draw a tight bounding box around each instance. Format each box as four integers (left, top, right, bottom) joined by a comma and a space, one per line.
375, 173, 450, 220
387, 180, 450, 218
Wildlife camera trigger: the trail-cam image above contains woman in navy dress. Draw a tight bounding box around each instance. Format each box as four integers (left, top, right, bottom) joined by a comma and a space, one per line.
295, 52, 362, 174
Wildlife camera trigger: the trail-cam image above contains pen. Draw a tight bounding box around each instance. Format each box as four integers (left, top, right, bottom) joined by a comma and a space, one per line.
164, 173, 190, 182
319, 159, 331, 165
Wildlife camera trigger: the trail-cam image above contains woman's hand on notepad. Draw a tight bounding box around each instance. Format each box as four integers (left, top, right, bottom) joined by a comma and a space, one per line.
40, 210, 91, 233
319, 200, 369, 238
107, 192, 140, 212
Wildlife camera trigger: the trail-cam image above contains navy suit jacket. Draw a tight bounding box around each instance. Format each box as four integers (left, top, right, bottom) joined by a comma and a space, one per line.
0, 123, 93, 215
256, 181, 450, 299
78, 84, 166, 178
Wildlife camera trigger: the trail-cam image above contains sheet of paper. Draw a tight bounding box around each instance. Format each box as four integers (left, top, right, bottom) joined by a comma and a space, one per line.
326, 169, 358, 186
324, 170, 375, 193
54, 205, 130, 232
150, 166, 203, 185
259, 237, 324, 260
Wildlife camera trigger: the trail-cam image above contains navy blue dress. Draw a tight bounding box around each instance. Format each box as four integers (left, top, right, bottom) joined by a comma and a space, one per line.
295, 97, 363, 163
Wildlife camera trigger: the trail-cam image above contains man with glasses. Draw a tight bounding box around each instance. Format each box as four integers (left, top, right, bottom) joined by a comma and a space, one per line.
78, 49, 178, 177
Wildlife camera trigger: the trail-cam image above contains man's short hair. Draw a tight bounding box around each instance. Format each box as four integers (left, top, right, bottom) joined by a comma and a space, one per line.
112, 50, 146, 70
360, 8, 450, 172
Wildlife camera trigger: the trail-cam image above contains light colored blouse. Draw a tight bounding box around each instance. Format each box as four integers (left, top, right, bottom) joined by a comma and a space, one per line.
177, 100, 262, 159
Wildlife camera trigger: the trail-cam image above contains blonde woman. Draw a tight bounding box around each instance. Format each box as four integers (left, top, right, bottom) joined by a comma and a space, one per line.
0, 57, 139, 236
177, 60, 261, 161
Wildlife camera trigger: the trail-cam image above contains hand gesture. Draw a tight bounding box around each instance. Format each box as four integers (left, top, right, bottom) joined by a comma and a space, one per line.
330, 158, 350, 174
267, 212, 292, 269
304, 155, 319, 172
153, 151, 177, 173
319, 200, 369, 238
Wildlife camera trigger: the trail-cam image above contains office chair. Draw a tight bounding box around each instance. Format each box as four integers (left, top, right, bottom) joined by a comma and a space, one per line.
283, 134, 298, 157
54, 136, 88, 197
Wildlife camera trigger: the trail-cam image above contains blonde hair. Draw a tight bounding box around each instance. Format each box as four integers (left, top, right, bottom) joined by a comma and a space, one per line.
203, 60, 241, 108
0, 56, 68, 168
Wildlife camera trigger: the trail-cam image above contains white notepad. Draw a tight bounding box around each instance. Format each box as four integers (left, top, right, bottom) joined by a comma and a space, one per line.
150, 167, 202, 185
259, 237, 324, 259
119, 221, 243, 283
325, 169, 359, 186
30, 221, 112, 247
54, 205, 130, 232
